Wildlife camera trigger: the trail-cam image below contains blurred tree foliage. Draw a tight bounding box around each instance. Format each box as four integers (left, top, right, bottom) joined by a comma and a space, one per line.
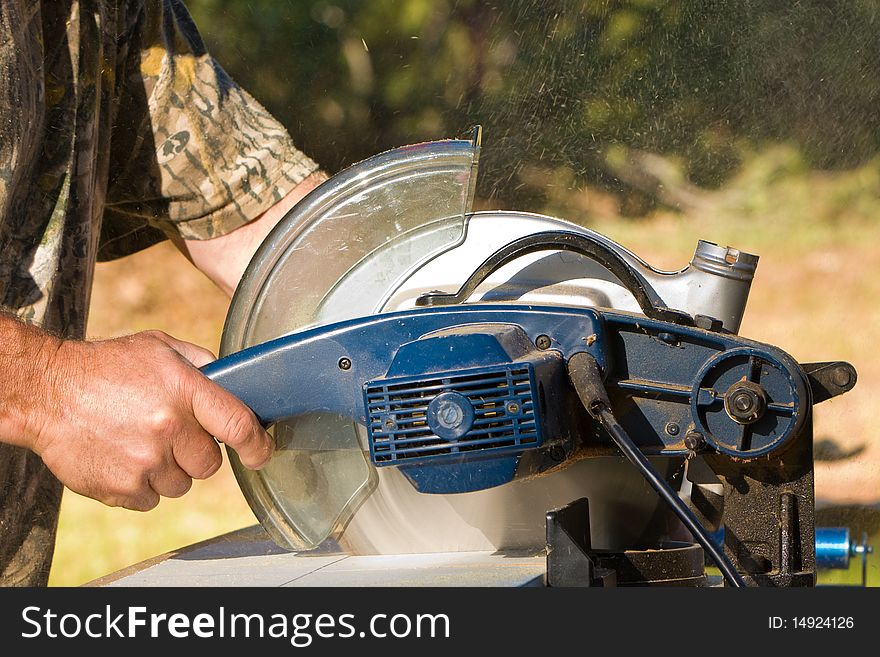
186, 0, 880, 214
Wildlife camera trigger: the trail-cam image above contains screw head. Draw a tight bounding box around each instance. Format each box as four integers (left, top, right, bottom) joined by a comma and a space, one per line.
665, 422, 680, 436
338, 357, 351, 370
436, 401, 465, 428
426, 392, 475, 440
506, 402, 521, 414
536, 334, 552, 350
832, 366, 853, 388
658, 332, 678, 345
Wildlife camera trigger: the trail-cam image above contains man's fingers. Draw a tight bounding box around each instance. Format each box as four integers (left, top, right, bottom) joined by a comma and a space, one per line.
146, 330, 217, 368
120, 490, 161, 512
189, 377, 274, 469
143, 330, 270, 469
147, 464, 193, 499
171, 428, 224, 480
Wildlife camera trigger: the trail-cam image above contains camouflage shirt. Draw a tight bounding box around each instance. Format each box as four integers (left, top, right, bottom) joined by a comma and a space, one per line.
0, 0, 318, 585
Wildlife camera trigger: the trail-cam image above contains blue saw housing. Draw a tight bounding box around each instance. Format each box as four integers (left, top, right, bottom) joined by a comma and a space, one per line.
203, 303, 809, 498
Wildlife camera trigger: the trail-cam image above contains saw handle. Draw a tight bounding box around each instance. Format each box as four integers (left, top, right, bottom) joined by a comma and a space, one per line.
415, 230, 694, 326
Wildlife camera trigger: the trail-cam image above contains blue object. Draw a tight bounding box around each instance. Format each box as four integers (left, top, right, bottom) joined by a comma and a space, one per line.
202, 303, 809, 494
363, 324, 555, 493
368, 366, 538, 462
202, 304, 605, 426
815, 527, 851, 569
426, 391, 477, 441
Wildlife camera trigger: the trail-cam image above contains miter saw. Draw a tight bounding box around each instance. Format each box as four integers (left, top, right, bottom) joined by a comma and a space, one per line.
198, 128, 863, 587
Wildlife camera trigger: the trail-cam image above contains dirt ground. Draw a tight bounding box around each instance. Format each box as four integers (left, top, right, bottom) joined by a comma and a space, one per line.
49, 211, 880, 585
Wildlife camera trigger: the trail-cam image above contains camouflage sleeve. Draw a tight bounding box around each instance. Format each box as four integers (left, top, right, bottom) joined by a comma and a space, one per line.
99, 0, 319, 260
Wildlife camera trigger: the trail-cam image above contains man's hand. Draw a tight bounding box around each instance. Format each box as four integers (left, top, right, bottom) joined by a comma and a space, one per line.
20, 328, 273, 511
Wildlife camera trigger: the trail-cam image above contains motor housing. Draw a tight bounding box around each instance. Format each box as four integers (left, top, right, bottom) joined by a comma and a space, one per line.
364, 324, 582, 493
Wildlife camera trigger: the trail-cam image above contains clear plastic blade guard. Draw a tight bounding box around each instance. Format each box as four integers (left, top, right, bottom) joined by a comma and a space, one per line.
220, 131, 481, 550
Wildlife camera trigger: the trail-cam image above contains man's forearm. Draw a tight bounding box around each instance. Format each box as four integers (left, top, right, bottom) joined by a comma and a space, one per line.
0, 313, 62, 450
173, 170, 328, 296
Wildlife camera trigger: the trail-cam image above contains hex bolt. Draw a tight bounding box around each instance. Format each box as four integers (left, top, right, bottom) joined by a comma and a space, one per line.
535, 334, 552, 350
684, 431, 704, 451
732, 392, 755, 413
694, 315, 723, 332
665, 422, 680, 437
338, 357, 352, 370
723, 380, 767, 425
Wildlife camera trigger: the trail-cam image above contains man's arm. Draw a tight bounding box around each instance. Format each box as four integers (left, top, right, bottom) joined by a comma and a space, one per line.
0, 171, 325, 511
171, 171, 328, 297
0, 313, 273, 511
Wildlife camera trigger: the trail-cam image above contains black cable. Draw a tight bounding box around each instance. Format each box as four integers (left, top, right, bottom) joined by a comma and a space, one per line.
567, 352, 747, 588
594, 406, 746, 587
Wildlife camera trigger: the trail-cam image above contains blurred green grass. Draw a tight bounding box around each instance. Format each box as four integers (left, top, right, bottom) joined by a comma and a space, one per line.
49, 148, 880, 586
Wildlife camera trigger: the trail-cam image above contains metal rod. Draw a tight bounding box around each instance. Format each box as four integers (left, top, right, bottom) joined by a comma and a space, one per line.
780, 492, 796, 575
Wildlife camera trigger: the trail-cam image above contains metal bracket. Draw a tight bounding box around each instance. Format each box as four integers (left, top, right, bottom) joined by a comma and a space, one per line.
545, 497, 708, 587
704, 415, 816, 586
801, 361, 858, 403
545, 498, 614, 587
